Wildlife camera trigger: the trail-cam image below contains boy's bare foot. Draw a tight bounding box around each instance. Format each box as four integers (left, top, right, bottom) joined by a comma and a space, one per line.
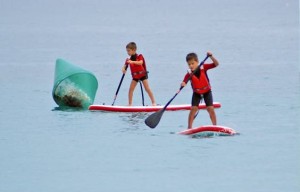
152, 103, 157, 106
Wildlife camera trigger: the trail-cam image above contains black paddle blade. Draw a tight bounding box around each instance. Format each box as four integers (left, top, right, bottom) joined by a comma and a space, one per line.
145, 109, 165, 128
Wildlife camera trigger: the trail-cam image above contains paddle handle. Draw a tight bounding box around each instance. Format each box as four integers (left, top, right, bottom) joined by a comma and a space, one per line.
112, 64, 129, 106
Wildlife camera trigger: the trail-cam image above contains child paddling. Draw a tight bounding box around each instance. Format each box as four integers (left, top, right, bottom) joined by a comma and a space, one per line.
181, 52, 219, 129
122, 42, 156, 106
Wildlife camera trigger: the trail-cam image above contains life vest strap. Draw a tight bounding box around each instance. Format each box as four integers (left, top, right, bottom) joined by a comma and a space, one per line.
194, 86, 210, 91
131, 71, 148, 76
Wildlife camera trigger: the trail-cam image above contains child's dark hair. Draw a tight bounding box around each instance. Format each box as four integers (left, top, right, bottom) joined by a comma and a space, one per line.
126, 42, 137, 50
186, 52, 198, 62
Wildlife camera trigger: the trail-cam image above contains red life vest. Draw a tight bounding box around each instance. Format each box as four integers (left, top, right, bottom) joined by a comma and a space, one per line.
190, 67, 211, 94
127, 54, 147, 79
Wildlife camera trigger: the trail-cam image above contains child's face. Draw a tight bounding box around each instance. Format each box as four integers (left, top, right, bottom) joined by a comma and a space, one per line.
187, 59, 199, 71
126, 48, 136, 56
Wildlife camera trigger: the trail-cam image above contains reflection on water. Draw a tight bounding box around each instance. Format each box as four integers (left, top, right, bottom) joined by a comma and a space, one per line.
51, 106, 85, 112
189, 132, 240, 139
119, 112, 148, 131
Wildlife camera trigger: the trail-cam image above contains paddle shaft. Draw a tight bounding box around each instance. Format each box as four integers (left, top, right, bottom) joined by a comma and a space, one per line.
139, 81, 145, 106
112, 64, 128, 106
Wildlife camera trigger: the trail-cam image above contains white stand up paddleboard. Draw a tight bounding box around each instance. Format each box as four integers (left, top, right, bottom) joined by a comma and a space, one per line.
89, 102, 221, 112
178, 125, 237, 137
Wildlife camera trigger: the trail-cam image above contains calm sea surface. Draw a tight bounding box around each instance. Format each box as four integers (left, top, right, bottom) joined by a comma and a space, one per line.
0, 0, 299, 192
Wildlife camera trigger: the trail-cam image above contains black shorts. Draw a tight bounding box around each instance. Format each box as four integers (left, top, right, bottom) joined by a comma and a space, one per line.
133, 75, 148, 82
191, 90, 213, 107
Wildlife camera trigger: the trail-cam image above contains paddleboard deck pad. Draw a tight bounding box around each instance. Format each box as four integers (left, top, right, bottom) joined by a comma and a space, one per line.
89, 102, 221, 112
178, 125, 237, 137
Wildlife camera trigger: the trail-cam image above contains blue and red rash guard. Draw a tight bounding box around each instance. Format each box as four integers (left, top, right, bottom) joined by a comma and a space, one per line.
183, 63, 216, 94
125, 54, 147, 79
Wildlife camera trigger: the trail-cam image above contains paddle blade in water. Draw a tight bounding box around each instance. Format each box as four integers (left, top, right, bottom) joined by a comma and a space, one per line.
145, 109, 165, 128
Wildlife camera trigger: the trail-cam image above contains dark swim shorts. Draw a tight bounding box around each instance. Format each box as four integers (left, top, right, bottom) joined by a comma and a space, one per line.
191, 90, 213, 107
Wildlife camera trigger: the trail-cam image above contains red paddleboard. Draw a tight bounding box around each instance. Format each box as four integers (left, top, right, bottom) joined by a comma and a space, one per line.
178, 125, 237, 137
89, 102, 221, 112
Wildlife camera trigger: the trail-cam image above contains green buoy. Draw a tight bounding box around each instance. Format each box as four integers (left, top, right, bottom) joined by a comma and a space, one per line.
52, 59, 98, 109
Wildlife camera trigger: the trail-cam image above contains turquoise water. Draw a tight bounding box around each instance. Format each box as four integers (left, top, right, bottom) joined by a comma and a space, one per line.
0, 0, 299, 192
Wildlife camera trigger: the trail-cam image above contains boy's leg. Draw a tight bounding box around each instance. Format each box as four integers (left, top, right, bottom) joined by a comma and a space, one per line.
207, 106, 217, 125
142, 79, 156, 105
188, 92, 201, 129
188, 106, 198, 128
204, 91, 217, 125
128, 80, 138, 106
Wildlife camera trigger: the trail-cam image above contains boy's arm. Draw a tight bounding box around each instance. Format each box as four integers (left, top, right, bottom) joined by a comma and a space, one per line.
207, 51, 219, 67
181, 73, 190, 87
128, 60, 143, 65
210, 55, 219, 67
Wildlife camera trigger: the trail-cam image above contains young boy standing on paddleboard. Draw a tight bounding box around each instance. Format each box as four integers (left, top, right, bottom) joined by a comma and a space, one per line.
122, 42, 156, 106
181, 52, 219, 129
